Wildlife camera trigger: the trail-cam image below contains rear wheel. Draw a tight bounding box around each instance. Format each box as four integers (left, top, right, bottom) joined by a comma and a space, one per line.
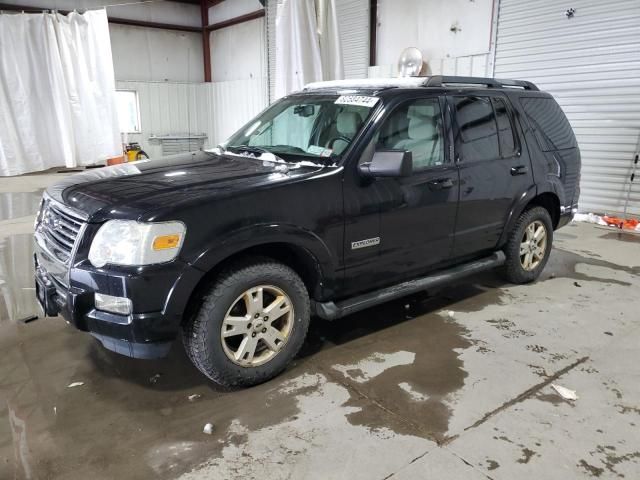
502, 206, 553, 284
183, 259, 310, 387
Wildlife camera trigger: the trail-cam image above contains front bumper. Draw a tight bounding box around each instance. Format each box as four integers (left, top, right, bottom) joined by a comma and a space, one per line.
34, 253, 202, 359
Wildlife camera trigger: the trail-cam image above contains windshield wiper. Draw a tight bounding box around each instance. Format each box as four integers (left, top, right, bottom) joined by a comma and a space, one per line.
224, 145, 289, 164
226, 145, 272, 156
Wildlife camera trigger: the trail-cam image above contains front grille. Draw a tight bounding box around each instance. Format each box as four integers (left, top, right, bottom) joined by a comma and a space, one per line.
36, 198, 85, 264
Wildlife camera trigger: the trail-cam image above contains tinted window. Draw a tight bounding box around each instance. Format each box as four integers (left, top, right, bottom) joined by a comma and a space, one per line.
492, 97, 516, 157
520, 97, 576, 151
376, 98, 445, 169
453, 96, 499, 162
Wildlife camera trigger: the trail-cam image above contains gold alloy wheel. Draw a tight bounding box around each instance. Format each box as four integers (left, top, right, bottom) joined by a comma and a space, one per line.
220, 285, 294, 367
520, 220, 547, 271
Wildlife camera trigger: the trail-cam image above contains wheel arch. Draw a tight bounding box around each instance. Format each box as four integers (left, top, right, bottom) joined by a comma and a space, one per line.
180, 227, 338, 326
499, 186, 561, 247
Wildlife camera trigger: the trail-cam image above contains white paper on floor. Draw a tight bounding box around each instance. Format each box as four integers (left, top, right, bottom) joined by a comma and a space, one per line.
551, 384, 578, 401
572, 213, 607, 226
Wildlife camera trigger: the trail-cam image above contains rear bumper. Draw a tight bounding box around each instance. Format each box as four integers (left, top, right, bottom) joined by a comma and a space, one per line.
557, 203, 578, 229
35, 253, 202, 359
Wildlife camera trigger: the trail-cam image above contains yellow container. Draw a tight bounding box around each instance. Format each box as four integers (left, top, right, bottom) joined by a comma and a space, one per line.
126, 149, 139, 162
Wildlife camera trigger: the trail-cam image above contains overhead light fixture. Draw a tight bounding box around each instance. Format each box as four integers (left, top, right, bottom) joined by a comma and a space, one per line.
397, 47, 424, 77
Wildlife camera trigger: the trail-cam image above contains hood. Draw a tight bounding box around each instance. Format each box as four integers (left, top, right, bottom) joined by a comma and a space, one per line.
48, 151, 326, 222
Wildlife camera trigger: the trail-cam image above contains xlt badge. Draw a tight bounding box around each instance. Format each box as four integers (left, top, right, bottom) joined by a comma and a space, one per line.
351, 237, 380, 250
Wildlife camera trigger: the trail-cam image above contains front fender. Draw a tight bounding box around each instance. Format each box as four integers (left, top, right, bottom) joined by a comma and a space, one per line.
189, 223, 338, 296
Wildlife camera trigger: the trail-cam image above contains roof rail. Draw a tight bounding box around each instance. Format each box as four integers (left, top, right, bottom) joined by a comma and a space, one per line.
424, 76, 539, 91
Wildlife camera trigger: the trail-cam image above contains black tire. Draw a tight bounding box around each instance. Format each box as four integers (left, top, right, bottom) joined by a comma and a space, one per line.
501, 206, 553, 284
183, 258, 310, 388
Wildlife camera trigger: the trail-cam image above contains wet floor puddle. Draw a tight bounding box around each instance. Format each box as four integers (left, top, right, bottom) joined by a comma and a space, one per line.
0, 190, 43, 222
599, 231, 640, 244
0, 288, 487, 479
1, 236, 635, 478
0, 234, 38, 323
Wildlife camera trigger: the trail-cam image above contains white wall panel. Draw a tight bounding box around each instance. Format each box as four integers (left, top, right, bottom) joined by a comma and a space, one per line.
494, 0, 640, 217
110, 25, 203, 83
210, 17, 266, 82
204, 77, 269, 146
116, 78, 268, 158
208, 0, 263, 24
430, 53, 490, 77
376, 0, 493, 67
116, 81, 209, 159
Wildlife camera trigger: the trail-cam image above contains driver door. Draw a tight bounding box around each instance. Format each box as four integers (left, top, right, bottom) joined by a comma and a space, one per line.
342, 95, 459, 297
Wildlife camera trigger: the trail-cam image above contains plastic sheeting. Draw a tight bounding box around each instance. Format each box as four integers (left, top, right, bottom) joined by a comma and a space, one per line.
0, 10, 120, 176
274, 0, 343, 99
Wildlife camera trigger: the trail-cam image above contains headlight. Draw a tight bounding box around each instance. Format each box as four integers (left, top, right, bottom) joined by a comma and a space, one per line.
88, 220, 186, 268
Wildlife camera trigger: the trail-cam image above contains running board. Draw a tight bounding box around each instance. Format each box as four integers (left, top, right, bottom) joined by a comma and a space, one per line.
314, 252, 505, 320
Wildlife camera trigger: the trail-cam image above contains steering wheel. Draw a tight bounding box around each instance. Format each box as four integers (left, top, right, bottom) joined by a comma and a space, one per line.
326, 135, 351, 149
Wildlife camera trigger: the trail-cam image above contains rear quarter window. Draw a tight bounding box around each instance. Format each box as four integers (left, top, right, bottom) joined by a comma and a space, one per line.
520, 97, 577, 151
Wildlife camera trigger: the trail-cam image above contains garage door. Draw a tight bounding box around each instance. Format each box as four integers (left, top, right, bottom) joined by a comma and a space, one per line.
493, 0, 640, 216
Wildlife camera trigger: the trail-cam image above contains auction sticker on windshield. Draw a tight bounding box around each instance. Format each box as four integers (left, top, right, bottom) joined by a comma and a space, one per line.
307, 145, 333, 157
335, 95, 379, 107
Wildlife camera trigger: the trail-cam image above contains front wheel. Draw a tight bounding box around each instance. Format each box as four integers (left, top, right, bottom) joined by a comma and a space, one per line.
183, 259, 310, 388
501, 206, 553, 284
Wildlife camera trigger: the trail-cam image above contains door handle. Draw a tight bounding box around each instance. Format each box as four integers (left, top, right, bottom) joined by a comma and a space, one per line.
428, 178, 454, 190
510, 165, 528, 176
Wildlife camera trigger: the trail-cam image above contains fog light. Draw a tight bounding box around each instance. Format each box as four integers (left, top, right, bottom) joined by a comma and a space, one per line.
95, 293, 132, 315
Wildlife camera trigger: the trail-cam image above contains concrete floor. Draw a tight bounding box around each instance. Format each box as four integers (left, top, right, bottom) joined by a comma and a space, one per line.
1, 172, 639, 480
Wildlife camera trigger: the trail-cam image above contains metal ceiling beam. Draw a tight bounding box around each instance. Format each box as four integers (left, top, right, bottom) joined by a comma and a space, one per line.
204, 9, 265, 32
369, 0, 377, 66
0, 3, 201, 32
109, 17, 200, 32
200, 0, 212, 82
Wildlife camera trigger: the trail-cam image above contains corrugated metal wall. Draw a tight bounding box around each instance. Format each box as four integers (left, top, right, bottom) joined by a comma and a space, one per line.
117, 78, 268, 157
116, 81, 209, 158
493, 0, 640, 216
204, 77, 269, 145
335, 0, 370, 79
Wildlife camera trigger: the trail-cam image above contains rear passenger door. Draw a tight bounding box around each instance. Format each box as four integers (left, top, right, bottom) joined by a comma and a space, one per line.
448, 94, 534, 258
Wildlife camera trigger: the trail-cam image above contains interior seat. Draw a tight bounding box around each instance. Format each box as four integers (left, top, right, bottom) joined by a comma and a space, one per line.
330, 111, 363, 154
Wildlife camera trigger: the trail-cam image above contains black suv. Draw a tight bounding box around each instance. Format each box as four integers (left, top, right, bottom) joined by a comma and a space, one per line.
34, 76, 580, 387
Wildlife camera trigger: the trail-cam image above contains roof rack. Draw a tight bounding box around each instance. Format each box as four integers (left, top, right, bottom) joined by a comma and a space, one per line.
424, 76, 539, 91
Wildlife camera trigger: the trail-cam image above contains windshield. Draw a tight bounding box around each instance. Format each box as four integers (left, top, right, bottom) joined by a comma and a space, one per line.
224, 94, 378, 163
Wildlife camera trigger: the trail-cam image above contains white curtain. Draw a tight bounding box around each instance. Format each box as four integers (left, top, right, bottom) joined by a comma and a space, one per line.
316, 0, 343, 81
274, 0, 344, 99
0, 10, 120, 177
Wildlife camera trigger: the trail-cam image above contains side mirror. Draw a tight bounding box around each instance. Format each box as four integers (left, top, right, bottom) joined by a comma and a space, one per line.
359, 150, 413, 178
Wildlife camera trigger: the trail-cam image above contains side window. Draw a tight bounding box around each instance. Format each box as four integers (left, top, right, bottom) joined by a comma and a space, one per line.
492, 97, 517, 157
453, 96, 500, 162
520, 97, 577, 151
375, 98, 445, 170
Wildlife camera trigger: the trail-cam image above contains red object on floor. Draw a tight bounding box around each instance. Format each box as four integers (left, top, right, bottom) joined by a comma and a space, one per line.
602, 215, 639, 230
106, 155, 125, 166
